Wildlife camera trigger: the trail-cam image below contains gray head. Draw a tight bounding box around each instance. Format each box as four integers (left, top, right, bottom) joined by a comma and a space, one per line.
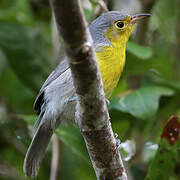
89, 11, 150, 50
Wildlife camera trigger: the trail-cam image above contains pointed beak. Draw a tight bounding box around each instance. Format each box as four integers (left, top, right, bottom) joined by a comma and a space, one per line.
130, 13, 151, 24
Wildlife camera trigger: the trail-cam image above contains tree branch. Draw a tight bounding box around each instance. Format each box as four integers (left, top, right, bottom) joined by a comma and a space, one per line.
50, 134, 59, 180
50, 0, 127, 179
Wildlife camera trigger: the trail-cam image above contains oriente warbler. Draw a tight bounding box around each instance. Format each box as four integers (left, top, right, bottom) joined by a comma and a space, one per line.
24, 11, 150, 177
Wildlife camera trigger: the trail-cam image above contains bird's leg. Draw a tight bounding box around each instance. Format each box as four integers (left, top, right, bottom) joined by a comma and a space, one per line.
68, 96, 78, 102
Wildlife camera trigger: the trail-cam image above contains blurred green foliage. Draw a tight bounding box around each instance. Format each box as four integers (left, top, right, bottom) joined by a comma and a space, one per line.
146, 115, 180, 180
0, 0, 180, 179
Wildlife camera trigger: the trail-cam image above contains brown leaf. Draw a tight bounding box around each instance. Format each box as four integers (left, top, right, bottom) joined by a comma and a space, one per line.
161, 115, 180, 145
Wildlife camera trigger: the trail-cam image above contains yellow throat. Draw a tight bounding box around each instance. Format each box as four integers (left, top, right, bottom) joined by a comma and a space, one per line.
96, 25, 134, 98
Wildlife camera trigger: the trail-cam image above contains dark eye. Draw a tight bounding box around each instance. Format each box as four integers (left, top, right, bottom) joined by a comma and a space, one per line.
116, 21, 124, 28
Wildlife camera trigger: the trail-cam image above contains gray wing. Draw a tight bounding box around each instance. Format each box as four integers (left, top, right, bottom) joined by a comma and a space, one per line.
42, 57, 69, 89
34, 57, 70, 114
24, 65, 75, 177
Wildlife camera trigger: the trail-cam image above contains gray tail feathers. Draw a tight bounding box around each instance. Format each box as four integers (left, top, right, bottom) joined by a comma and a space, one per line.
23, 123, 54, 177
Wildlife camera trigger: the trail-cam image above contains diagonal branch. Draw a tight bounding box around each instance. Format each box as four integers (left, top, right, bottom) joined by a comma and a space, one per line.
50, 0, 127, 179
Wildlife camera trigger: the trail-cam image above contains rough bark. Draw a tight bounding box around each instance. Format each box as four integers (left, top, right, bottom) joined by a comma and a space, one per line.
50, 0, 127, 179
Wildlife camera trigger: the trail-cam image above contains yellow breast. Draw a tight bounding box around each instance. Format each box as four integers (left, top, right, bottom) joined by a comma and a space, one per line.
96, 45, 126, 98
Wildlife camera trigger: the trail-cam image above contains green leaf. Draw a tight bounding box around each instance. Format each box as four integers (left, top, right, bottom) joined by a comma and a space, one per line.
125, 45, 174, 79
146, 140, 180, 180
56, 125, 89, 163
151, 75, 180, 92
0, 0, 34, 25
152, 0, 179, 43
0, 49, 7, 76
146, 116, 180, 180
0, 65, 35, 113
127, 41, 153, 60
19, 114, 37, 126
110, 109, 132, 138
110, 86, 174, 120
0, 22, 52, 93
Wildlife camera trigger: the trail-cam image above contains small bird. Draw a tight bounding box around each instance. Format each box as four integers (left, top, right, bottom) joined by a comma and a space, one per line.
24, 11, 150, 177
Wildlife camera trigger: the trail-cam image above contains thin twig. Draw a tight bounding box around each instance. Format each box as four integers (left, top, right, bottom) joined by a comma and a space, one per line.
97, 0, 109, 12
50, 134, 60, 180
90, 0, 109, 17
2, 130, 26, 154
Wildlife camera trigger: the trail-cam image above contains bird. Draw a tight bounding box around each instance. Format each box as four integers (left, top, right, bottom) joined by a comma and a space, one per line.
24, 11, 150, 177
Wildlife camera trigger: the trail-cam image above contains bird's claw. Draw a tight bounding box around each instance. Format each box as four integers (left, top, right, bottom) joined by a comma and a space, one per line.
114, 133, 121, 148
116, 139, 121, 149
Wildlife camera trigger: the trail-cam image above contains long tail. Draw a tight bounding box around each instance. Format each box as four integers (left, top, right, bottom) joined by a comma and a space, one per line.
24, 123, 54, 177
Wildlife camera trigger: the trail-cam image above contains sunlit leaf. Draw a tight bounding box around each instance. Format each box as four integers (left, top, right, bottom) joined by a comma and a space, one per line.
110, 86, 174, 120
